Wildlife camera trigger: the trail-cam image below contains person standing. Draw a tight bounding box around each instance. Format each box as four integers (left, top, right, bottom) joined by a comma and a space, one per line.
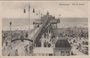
25, 45, 28, 56
15, 49, 19, 56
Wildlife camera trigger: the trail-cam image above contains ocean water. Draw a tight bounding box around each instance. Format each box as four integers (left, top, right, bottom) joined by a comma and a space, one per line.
2, 17, 88, 31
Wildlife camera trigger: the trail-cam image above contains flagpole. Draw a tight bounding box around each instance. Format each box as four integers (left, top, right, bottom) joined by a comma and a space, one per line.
28, 3, 35, 47
28, 3, 30, 33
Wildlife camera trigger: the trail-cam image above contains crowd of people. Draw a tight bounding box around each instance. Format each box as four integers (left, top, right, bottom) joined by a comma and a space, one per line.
2, 26, 88, 56
2, 30, 34, 56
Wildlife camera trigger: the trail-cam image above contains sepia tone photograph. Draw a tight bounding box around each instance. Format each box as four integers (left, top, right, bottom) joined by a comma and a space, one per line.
2, 1, 88, 56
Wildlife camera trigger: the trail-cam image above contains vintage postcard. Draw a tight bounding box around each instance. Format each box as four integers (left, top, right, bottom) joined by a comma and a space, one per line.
0, 1, 90, 58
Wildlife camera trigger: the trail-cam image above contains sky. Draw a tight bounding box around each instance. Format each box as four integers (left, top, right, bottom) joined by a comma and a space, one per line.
2, 1, 88, 30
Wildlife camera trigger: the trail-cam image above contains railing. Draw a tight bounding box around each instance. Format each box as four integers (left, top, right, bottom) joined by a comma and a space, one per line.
34, 16, 52, 47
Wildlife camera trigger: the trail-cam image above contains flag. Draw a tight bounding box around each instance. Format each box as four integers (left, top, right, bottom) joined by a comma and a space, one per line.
9, 21, 12, 26
24, 8, 26, 13
33, 8, 35, 13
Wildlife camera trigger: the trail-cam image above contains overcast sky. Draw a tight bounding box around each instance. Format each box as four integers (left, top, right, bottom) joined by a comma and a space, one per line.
2, 1, 88, 30
2, 1, 88, 18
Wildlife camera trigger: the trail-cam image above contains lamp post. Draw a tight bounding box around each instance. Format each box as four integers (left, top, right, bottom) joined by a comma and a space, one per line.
27, 3, 35, 47
24, 3, 37, 47
9, 21, 12, 49
9, 21, 12, 41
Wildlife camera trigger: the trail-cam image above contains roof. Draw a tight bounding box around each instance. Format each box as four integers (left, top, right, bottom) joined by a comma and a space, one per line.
33, 47, 53, 54
55, 39, 71, 48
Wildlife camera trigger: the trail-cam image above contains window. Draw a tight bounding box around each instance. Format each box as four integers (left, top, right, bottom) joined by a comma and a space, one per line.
66, 51, 69, 53
49, 54, 53, 56
61, 51, 64, 53
66, 51, 70, 56
61, 51, 65, 56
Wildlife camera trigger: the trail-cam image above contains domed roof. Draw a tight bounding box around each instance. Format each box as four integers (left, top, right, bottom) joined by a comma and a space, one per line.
55, 39, 71, 48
